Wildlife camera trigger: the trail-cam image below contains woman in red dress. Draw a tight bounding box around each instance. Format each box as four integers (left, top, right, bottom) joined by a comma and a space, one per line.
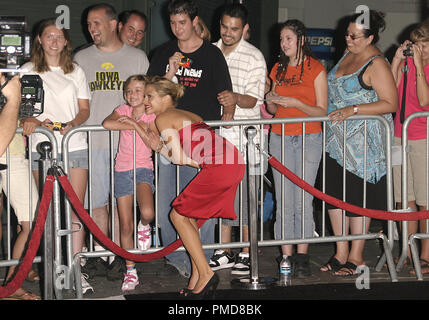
120, 75, 245, 298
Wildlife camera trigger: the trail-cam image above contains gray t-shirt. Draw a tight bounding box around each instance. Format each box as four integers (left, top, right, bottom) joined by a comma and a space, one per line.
74, 43, 149, 149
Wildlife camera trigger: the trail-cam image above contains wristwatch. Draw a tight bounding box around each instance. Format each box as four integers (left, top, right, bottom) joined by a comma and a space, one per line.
353, 106, 359, 114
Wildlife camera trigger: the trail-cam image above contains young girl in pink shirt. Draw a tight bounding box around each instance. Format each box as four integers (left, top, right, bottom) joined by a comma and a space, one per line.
103, 75, 155, 291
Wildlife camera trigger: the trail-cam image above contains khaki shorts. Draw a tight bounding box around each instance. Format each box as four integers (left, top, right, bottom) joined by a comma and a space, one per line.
0, 155, 38, 222
393, 137, 429, 206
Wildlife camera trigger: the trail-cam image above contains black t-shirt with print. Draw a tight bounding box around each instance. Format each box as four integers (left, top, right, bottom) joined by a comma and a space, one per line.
147, 40, 232, 121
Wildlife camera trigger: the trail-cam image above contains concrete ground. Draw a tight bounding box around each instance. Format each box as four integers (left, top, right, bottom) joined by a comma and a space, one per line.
1, 217, 427, 301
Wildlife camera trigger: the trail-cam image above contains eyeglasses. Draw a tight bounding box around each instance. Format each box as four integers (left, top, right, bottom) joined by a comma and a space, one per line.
345, 33, 365, 41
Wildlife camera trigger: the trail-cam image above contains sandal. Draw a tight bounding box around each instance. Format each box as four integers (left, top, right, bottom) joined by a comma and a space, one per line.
2, 288, 41, 300
334, 261, 359, 277
26, 268, 40, 282
179, 287, 192, 296
410, 259, 429, 275
320, 256, 344, 272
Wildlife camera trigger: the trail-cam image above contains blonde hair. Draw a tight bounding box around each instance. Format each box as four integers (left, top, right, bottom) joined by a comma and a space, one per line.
31, 18, 75, 74
123, 74, 148, 102
195, 18, 211, 41
144, 75, 185, 105
411, 19, 429, 43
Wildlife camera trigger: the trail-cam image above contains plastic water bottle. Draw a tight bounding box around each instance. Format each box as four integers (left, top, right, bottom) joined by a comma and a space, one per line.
279, 255, 291, 286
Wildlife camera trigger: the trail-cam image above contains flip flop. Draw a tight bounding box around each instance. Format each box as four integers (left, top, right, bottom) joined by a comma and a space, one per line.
320, 256, 344, 273
334, 261, 360, 277
2, 288, 41, 300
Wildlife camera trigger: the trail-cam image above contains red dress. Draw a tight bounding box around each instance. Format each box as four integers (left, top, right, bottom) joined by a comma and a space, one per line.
172, 122, 245, 220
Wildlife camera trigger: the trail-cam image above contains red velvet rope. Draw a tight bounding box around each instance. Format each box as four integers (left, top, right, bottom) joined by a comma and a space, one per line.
57, 175, 206, 262
0, 175, 54, 298
269, 155, 429, 221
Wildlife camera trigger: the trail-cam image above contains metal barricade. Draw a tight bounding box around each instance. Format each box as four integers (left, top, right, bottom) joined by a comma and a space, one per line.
60, 114, 398, 298
0, 127, 60, 300
399, 111, 429, 280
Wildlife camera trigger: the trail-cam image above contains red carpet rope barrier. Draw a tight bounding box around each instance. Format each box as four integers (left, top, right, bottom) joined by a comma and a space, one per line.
0, 172, 207, 298
268, 155, 429, 221
0, 175, 54, 298
56, 174, 207, 262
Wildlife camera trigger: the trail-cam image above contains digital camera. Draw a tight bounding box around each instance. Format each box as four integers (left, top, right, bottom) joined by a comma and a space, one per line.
403, 42, 413, 57
0, 16, 44, 118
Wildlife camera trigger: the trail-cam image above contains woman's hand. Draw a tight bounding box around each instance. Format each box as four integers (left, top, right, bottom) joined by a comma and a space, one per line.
21, 117, 42, 136
412, 43, 425, 71
328, 106, 354, 124
267, 96, 301, 108
59, 122, 73, 135
264, 89, 279, 114
393, 40, 412, 61
117, 116, 138, 127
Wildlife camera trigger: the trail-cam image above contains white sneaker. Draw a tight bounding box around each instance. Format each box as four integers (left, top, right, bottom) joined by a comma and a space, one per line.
121, 270, 139, 291
81, 273, 94, 294
138, 221, 151, 251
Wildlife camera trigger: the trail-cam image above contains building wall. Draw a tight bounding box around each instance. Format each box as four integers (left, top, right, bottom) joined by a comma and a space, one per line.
278, 0, 426, 61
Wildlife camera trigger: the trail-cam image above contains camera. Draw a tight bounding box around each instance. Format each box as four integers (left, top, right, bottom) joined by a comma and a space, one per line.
0, 16, 44, 118
403, 42, 413, 57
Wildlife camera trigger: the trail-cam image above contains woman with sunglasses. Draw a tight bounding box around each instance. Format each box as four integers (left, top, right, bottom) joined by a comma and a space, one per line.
320, 10, 397, 276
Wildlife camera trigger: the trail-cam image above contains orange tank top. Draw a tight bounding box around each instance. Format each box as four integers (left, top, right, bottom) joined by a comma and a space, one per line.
269, 57, 325, 136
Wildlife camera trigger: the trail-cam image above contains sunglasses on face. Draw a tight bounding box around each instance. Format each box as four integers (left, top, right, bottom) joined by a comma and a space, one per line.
345, 33, 365, 41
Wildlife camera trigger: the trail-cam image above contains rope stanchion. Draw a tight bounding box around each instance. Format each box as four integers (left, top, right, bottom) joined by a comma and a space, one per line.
56, 174, 206, 262
0, 175, 55, 298
268, 155, 429, 221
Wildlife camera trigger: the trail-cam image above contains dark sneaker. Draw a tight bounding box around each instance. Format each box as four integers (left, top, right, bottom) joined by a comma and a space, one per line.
106, 257, 125, 281
293, 253, 311, 278
231, 252, 250, 275
81, 257, 108, 278
209, 250, 235, 271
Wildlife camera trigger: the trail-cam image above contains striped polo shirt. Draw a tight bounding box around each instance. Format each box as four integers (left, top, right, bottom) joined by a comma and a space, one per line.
214, 38, 267, 158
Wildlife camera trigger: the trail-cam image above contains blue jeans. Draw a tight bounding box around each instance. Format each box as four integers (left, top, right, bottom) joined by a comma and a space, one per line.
157, 156, 215, 277
270, 132, 322, 240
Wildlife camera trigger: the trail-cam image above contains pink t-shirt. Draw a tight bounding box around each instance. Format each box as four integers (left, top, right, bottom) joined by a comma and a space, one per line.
394, 58, 429, 140
114, 104, 156, 171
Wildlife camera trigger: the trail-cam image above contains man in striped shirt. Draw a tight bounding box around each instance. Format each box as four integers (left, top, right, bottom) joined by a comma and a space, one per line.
210, 3, 267, 275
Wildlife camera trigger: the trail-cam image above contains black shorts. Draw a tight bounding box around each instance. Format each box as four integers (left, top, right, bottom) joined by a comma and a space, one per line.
324, 154, 387, 217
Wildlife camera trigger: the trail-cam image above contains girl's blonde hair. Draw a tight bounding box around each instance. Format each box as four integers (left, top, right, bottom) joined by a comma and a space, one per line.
31, 18, 74, 74
144, 75, 185, 105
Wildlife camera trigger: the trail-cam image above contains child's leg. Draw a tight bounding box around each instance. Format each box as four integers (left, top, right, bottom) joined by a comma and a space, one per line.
136, 182, 154, 225
117, 194, 134, 265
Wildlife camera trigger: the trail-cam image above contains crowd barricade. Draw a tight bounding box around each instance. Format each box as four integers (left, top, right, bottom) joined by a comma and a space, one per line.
398, 111, 429, 280
56, 114, 400, 299
0, 127, 60, 300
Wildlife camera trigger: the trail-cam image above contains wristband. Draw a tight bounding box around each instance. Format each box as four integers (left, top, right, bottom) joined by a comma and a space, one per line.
353, 105, 359, 114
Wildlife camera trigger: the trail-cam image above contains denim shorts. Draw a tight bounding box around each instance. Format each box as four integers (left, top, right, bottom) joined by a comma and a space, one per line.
114, 167, 154, 198
31, 149, 88, 171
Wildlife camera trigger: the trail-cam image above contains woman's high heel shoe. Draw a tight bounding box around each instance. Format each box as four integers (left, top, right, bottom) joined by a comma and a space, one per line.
187, 273, 219, 300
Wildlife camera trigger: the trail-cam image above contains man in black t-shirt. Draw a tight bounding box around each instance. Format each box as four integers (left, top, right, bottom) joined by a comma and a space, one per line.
147, 0, 233, 281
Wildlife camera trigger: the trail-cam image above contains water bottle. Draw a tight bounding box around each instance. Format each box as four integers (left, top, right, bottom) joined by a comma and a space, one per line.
279, 255, 291, 286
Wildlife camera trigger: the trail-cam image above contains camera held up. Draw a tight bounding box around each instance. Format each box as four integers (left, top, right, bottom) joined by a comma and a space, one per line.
0, 16, 44, 118
403, 42, 414, 57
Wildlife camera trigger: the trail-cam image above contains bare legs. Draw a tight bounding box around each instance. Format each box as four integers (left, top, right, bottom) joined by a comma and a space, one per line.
320, 208, 371, 274
117, 183, 154, 267
170, 209, 213, 293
